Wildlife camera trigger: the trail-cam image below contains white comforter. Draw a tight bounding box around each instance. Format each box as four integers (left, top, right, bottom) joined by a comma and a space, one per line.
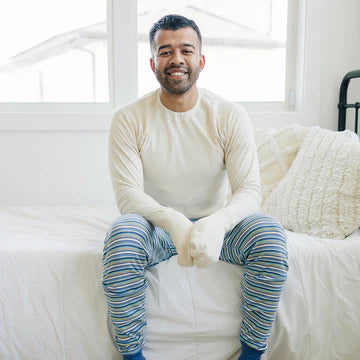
0, 207, 359, 360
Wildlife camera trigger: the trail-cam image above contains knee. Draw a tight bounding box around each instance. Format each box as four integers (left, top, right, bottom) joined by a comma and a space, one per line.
102, 214, 152, 289
245, 214, 287, 244
103, 214, 152, 260
242, 214, 288, 265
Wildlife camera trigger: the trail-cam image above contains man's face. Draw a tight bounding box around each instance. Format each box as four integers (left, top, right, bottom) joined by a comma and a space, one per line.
150, 27, 205, 95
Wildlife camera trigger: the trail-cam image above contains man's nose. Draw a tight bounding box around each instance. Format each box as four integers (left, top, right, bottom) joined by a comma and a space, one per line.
170, 50, 185, 65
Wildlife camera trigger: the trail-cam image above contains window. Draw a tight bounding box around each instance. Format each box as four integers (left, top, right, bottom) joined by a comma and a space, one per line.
0, 0, 108, 102
138, 0, 290, 103
0, 0, 300, 117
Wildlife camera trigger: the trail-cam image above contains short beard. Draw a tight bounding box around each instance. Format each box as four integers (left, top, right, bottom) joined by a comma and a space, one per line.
155, 67, 200, 95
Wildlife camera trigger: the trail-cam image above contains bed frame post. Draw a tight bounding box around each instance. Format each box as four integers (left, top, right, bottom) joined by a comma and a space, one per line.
338, 69, 360, 131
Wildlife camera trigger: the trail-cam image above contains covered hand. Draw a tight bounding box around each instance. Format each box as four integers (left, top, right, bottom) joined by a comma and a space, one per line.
189, 216, 226, 268
167, 212, 194, 267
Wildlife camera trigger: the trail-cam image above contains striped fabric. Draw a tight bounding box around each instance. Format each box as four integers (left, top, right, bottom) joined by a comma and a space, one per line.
102, 213, 288, 356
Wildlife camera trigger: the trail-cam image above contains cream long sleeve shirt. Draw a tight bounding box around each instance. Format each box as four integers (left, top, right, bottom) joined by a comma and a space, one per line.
109, 88, 261, 243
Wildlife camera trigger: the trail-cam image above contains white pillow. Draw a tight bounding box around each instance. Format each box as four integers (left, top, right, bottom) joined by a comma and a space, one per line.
254, 125, 310, 204
262, 127, 360, 239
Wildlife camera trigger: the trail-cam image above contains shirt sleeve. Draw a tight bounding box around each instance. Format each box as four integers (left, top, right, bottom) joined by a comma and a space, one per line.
108, 110, 191, 234
208, 106, 261, 233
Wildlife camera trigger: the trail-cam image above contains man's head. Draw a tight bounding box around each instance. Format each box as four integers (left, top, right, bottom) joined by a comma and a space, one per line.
149, 14, 202, 56
149, 14, 205, 96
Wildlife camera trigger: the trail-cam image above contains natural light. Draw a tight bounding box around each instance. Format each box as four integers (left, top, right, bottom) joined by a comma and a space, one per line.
0, 0, 288, 103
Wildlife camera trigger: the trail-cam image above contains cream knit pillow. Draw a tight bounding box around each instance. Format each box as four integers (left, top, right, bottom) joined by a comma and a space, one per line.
263, 127, 360, 239
254, 125, 310, 204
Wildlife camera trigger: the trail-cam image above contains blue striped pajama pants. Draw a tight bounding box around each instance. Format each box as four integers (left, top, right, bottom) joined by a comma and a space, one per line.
102, 213, 288, 356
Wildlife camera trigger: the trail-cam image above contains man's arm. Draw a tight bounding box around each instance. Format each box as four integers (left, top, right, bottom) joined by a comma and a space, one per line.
190, 107, 261, 267
109, 112, 194, 266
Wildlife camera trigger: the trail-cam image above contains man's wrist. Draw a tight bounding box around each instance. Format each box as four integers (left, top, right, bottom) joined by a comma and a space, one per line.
161, 208, 192, 233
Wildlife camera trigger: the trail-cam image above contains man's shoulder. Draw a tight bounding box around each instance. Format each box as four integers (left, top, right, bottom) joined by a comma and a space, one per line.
199, 88, 248, 118
113, 90, 158, 119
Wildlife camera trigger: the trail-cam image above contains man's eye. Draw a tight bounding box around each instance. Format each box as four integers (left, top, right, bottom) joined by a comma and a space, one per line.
183, 50, 193, 54
159, 51, 170, 56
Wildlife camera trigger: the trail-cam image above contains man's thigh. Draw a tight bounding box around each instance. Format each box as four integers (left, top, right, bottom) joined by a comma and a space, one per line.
105, 213, 177, 268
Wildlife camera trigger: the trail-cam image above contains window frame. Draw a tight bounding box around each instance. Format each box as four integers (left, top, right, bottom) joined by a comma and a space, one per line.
0, 0, 303, 131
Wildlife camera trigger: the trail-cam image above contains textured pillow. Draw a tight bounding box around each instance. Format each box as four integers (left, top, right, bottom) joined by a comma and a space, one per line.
254, 125, 310, 204
262, 127, 360, 239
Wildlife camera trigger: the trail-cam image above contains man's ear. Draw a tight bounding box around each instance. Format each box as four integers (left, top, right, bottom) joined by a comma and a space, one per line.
150, 58, 155, 73
200, 55, 205, 71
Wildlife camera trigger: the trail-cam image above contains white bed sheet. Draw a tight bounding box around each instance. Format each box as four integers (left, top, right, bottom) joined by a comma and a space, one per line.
0, 206, 359, 360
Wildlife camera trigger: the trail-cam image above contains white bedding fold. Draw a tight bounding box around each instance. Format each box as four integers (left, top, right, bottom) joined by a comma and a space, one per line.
0, 206, 359, 360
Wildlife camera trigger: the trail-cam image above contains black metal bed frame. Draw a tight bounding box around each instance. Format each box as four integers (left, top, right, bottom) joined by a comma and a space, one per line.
338, 69, 360, 133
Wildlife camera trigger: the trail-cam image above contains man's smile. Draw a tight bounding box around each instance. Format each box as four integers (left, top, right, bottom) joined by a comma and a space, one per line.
168, 72, 186, 76
165, 68, 189, 79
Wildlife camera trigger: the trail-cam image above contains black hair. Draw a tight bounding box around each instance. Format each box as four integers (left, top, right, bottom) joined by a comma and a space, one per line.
149, 14, 202, 53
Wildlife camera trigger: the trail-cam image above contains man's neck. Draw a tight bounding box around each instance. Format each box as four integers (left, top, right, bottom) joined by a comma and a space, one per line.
159, 86, 199, 112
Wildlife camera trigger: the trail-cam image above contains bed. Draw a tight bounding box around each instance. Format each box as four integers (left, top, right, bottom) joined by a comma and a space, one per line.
1, 206, 360, 360
1, 71, 360, 360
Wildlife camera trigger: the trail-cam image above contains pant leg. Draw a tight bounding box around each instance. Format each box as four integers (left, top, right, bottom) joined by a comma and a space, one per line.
102, 213, 176, 355
219, 214, 288, 352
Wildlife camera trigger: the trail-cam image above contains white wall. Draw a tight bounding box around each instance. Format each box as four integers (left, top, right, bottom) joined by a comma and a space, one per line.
317, 0, 360, 130
0, 131, 116, 206
1, 0, 360, 206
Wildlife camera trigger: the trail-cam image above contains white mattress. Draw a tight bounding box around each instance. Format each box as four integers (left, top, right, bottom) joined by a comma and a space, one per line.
0, 206, 359, 360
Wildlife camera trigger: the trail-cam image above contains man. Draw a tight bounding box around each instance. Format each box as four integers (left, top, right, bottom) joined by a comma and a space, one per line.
102, 14, 288, 360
